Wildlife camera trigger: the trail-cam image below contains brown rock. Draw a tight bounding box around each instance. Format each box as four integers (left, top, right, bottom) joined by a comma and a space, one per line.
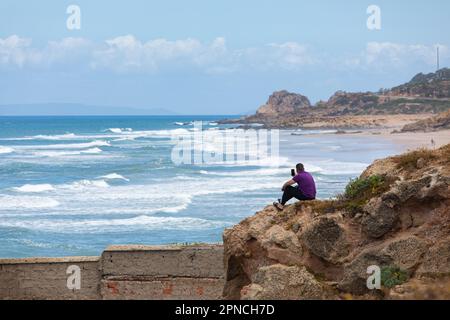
301, 217, 349, 263
361, 196, 399, 238
338, 248, 392, 295
256, 91, 311, 116
416, 238, 450, 277
241, 264, 329, 300
381, 236, 427, 271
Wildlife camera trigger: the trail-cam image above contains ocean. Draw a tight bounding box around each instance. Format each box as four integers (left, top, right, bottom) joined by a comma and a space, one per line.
0, 116, 400, 258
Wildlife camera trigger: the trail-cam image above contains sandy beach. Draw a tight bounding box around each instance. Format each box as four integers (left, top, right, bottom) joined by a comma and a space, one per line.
300, 113, 450, 152
358, 129, 450, 151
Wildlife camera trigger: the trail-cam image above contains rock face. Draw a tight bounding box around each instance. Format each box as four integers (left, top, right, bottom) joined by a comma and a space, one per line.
241, 264, 327, 300
256, 91, 311, 116
223, 144, 450, 300
301, 217, 349, 264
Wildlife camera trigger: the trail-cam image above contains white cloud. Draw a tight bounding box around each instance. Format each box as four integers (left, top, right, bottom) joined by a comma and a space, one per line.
0, 35, 92, 68
0, 35, 34, 67
266, 42, 317, 69
1, 35, 446, 74
0, 34, 317, 74
345, 42, 448, 69
91, 35, 225, 72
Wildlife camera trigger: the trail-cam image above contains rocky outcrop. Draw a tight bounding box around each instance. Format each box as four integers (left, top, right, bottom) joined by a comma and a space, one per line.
319, 91, 380, 115
241, 264, 328, 300
389, 68, 450, 99
219, 69, 450, 128
401, 109, 450, 132
256, 91, 311, 116
223, 144, 450, 300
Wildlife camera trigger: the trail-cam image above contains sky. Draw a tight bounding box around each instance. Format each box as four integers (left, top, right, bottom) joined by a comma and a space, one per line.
0, 0, 449, 115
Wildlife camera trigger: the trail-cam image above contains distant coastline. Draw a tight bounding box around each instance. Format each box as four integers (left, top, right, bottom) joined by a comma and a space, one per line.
218, 68, 450, 132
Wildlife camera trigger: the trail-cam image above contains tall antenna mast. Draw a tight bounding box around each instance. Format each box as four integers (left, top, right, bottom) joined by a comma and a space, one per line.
437, 45, 440, 71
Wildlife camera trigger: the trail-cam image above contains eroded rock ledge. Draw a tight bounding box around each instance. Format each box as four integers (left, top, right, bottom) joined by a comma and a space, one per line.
223, 144, 450, 300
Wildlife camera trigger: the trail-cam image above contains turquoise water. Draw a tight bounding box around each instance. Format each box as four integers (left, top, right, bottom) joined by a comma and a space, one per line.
0, 116, 399, 258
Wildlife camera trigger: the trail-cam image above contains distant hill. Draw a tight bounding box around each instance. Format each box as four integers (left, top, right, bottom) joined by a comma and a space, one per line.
0, 103, 177, 116
388, 68, 450, 98
220, 68, 450, 127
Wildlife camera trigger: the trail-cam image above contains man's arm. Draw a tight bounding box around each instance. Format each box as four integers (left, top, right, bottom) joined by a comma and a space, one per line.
282, 179, 296, 191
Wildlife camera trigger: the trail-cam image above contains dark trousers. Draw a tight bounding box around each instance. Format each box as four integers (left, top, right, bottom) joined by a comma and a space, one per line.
281, 186, 314, 205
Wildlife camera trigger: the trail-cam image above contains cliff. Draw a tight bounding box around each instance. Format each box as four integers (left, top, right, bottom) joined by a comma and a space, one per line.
401, 109, 450, 132
222, 144, 450, 300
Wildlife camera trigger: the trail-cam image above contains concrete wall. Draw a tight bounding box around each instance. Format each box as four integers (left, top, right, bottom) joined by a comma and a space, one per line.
0, 244, 224, 300
0, 257, 101, 300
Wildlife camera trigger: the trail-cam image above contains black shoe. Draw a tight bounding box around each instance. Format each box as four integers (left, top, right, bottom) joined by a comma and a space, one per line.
273, 201, 284, 211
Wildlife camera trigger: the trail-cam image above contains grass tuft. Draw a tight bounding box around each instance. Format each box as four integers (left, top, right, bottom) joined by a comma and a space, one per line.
393, 148, 436, 170
381, 265, 409, 288
341, 175, 391, 214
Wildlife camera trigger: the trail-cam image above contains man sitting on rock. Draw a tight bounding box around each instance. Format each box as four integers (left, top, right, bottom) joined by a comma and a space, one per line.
273, 163, 316, 211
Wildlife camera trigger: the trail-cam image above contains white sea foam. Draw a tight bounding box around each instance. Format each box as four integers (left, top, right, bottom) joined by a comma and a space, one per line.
22, 133, 78, 141
68, 179, 110, 189
0, 215, 228, 233
0, 146, 14, 154
100, 173, 130, 181
5, 128, 194, 142
33, 147, 103, 157
306, 160, 369, 175
107, 128, 133, 133
199, 167, 288, 177
18, 140, 110, 150
13, 184, 55, 193
0, 196, 60, 209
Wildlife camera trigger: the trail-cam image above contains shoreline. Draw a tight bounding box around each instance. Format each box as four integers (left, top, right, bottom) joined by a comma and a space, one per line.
298, 128, 450, 150
226, 113, 450, 151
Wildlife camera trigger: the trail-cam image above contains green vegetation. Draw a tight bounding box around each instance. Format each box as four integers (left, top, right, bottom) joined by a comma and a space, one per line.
341, 175, 390, 214
376, 98, 450, 114
304, 174, 393, 217
344, 175, 385, 199
393, 148, 437, 170
381, 266, 409, 288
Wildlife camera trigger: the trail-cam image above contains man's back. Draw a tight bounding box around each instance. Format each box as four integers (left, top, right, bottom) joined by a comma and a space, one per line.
293, 171, 316, 199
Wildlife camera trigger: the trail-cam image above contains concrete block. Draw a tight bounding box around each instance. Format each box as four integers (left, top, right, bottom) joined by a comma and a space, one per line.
101, 245, 224, 279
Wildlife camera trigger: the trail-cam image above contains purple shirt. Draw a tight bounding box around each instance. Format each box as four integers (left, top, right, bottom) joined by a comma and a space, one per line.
293, 171, 316, 199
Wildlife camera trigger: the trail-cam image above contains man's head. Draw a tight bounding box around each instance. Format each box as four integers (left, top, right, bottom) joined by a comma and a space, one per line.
296, 163, 305, 173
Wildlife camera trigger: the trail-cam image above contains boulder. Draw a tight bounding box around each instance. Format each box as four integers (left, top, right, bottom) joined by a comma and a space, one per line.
260, 225, 303, 265
416, 238, 450, 277
338, 249, 392, 295
361, 196, 399, 238
240, 264, 329, 300
301, 217, 349, 263
381, 236, 427, 271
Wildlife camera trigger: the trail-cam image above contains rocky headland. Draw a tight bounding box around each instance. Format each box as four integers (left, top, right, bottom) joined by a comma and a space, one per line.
222, 144, 450, 300
220, 68, 450, 130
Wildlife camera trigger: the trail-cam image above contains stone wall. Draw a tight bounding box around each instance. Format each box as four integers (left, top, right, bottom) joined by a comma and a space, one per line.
0, 244, 224, 300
